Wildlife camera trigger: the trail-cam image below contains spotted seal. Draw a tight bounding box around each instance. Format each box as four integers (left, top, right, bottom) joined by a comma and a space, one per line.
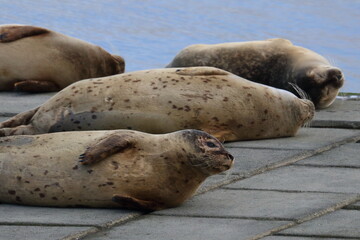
0, 24, 125, 92
166, 38, 344, 108
0, 67, 314, 141
0, 129, 233, 210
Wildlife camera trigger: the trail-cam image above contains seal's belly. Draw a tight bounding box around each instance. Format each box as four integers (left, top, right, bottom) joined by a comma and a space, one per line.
48, 110, 187, 133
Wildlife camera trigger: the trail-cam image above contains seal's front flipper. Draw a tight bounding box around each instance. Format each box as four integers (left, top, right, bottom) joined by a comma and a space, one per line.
112, 195, 163, 211
79, 134, 134, 165
175, 67, 229, 76
0, 25, 49, 43
14, 80, 60, 92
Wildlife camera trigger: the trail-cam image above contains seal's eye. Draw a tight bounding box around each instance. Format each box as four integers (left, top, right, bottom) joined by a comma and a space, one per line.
206, 141, 217, 148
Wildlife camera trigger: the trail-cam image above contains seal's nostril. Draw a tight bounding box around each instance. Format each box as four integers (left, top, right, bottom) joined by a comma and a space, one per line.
228, 153, 234, 161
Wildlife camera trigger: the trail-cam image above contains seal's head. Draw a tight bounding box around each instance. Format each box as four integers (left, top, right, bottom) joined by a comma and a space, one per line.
293, 64, 344, 109
111, 54, 126, 73
297, 99, 315, 127
180, 129, 234, 176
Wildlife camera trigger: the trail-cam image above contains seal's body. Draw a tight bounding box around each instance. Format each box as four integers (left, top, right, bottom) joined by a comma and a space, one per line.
0, 24, 125, 92
166, 39, 344, 108
0, 67, 314, 141
0, 129, 233, 210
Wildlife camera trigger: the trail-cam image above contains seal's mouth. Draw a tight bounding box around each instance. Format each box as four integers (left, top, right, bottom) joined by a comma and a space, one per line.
210, 152, 234, 173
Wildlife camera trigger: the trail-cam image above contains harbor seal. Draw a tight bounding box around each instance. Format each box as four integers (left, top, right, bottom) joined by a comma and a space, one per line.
0, 24, 125, 92
0, 129, 234, 210
166, 38, 344, 109
0, 67, 315, 141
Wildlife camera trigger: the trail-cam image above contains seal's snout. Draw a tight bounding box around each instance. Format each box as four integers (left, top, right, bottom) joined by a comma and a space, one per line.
227, 153, 234, 161
326, 68, 344, 88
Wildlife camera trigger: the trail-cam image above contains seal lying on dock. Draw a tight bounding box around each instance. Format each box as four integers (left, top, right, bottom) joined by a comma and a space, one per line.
0, 24, 125, 92
0, 67, 314, 141
166, 38, 344, 109
0, 129, 233, 210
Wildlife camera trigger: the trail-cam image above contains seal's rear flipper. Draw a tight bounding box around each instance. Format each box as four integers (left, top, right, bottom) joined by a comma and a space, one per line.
0, 107, 39, 128
14, 80, 60, 92
79, 134, 135, 165
0, 25, 49, 43
112, 195, 163, 211
175, 67, 229, 76
0, 125, 38, 136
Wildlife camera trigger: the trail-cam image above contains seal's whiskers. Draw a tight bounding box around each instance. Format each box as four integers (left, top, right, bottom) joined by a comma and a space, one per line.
289, 83, 310, 100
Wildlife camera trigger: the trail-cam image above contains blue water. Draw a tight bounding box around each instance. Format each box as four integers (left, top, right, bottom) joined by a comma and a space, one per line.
2, 0, 360, 92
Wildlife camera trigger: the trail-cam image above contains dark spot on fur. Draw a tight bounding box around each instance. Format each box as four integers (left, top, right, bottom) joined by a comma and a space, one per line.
16, 196, 22, 202
87, 170, 93, 174
25, 180, 30, 184
73, 165, 78, 170
247, 93, 252, 97
74, 120, 80, 124
44, 170, 48, 175
92, 115, 97, 119
212, 117, 219, 122
34, 188, 40, 192
107, 182, 114, 185
16, 176, 22, 181
111, 161, 119, 170
223, 97, 229, 102
52, 197, 58, 201
91, 107, 97, 113
264, 109, 268, 114
39, 193, 45, 198
124, 99, 130, 102
8, 190, 16, 195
